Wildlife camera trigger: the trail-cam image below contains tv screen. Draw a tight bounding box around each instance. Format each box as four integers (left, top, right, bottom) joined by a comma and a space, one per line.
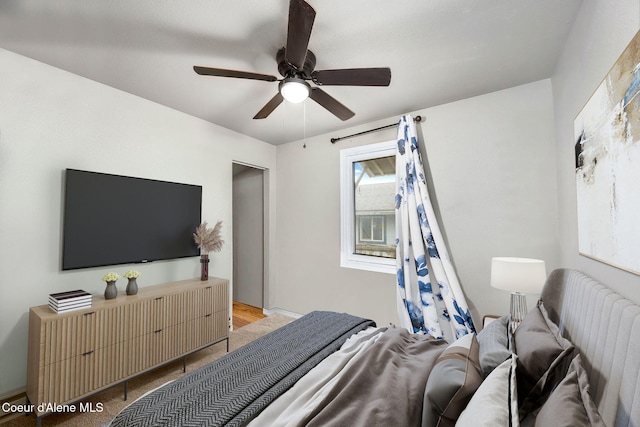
62, 169, 202, 270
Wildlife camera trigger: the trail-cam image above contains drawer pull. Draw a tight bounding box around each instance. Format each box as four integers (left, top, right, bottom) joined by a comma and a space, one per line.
205, 286, 212, 290
205, 314, 212, 318
82, 350, 94, 356
155, 297, 163, 301
154, 329, 163, 334
83, 312, 95, 316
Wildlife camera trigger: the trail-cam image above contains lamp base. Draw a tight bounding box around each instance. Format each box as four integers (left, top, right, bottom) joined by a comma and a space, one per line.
509, 292, 528, 334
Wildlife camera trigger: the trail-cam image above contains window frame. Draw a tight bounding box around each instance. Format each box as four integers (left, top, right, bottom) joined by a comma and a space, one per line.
340, 140, 396, 274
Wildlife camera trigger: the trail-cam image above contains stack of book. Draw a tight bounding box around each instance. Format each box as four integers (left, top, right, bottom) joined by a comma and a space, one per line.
49, 290, 92, 313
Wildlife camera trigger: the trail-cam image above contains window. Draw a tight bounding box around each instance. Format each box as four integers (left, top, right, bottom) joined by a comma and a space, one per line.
340, 140, 396, 274
359, 215, 385, 243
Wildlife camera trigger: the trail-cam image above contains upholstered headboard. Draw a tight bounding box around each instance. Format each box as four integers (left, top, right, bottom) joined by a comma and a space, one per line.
540, 269, 640, 427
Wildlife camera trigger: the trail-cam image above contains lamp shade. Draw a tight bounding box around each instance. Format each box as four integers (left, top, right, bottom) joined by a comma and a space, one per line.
490, 257, 547, 294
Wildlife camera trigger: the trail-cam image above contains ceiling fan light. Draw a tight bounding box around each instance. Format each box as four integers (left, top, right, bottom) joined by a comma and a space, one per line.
279, 78, 310, 103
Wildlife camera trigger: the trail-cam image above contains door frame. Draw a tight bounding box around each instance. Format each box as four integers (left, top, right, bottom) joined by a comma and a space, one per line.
231, 161, 270, 313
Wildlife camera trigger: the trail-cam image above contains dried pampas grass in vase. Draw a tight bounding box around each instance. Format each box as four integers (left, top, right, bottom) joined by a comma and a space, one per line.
193, 220, 224, 280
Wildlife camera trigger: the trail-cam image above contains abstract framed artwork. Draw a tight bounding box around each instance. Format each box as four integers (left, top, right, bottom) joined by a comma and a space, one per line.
574, 29, 640, 275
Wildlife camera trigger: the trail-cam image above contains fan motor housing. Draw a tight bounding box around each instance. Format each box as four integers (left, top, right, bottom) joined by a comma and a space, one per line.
277, 47, 316, 79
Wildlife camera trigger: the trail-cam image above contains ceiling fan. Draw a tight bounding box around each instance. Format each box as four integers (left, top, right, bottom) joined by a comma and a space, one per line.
193, 0, 391, 121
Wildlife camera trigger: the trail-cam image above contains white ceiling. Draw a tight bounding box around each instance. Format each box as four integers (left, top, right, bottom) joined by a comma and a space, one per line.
0, 0, 583, 145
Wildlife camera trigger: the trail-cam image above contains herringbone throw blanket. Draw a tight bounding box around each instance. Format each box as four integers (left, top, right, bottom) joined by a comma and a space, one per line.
109, 311, 375, 427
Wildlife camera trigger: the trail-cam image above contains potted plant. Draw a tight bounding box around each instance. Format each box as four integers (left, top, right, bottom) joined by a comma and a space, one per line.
102, 272, 120, 299
193, 220, 224, 280
124, 270, 141, 295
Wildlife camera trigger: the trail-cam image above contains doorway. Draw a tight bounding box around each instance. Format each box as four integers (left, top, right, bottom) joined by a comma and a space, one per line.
232, 163, 266, 318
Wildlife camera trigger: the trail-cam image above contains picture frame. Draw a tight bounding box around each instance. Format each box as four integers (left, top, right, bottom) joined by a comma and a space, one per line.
574, 29, 640, 275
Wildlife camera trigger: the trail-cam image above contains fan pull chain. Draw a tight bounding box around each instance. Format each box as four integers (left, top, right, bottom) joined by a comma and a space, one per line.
303, 101, 307, 148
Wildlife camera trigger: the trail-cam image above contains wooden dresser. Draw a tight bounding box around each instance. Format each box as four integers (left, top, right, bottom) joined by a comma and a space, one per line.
26, 277, 229, 419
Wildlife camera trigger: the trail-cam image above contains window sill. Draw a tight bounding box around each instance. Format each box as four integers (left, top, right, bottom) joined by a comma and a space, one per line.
340, 254, 396, 275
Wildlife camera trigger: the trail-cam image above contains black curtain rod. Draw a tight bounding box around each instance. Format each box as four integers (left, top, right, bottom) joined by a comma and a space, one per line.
330, 115, 424, 144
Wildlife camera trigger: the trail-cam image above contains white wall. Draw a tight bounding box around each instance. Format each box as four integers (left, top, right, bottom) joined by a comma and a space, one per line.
551, 0, 640, 301
0, 49, 277, 395
274, 79, 558, 327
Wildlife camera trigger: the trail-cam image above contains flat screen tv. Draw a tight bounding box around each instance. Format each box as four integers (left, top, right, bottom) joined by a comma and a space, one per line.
62, 169, 202, 270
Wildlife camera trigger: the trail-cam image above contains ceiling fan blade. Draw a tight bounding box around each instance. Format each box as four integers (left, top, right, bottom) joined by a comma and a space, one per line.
309, 87, 354, 121
194, 66, 278, 82
253, 93, 284, 119
285, 0, 316, 70
312, 68, 392, 86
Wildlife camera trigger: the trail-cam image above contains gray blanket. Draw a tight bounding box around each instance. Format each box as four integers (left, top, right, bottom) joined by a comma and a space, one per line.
109, 311, 375, 427
299, 327, 449, 427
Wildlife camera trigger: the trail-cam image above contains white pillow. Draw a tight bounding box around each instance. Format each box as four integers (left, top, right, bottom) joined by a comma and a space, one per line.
455, 354, 519, 427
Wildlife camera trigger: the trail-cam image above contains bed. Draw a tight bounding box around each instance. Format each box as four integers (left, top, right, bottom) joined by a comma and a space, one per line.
107, 269, 640, 426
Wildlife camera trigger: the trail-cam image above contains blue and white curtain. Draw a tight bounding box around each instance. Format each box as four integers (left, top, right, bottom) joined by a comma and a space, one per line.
395, 114, 475, 341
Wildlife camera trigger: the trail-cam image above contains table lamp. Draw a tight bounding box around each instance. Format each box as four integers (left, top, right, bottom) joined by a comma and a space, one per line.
490, 257, 547, 331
